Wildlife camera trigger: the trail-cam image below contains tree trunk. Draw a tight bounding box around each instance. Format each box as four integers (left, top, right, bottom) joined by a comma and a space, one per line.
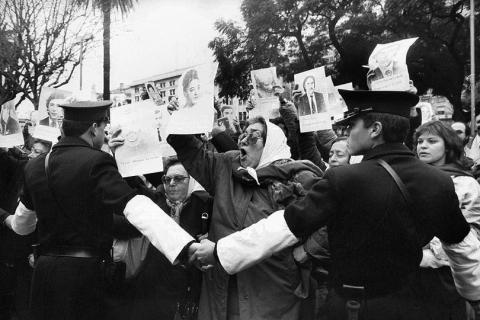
102, 0, 111, 101
295, 31, 313, 68
328, 16, 345, 59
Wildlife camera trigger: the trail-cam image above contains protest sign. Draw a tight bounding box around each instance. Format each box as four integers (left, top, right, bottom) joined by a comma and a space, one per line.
111, 100, 176, 177
145, 81, 163, 105
165, 62, 218, 135
251, 67, 281, 99
367, 38, 418, 91
0, 100, 24, 148
294, 67, 334, 132
248, 97, 280, 120
34, 86, 75, 142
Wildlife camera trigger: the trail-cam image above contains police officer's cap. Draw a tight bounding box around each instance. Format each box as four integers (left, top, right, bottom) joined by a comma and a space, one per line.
335, 90, 419, 126
60, 101, 112, 122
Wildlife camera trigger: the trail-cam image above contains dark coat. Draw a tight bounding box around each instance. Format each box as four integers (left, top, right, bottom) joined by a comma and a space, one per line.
168, 134, 325, 320
128, 190, 212, 320
297, 92, 326, 116
283, 143, 470, 318
21, 136, 136, 320
21, 136, 136, 252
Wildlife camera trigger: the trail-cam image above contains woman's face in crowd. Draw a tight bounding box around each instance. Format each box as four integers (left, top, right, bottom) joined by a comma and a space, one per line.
28, 142, 49, 159
329, 140, 350, 168
238, 122, 265, 169
185, 78, 201, 106
416, 133, 447, 166
164, 164, 190, 202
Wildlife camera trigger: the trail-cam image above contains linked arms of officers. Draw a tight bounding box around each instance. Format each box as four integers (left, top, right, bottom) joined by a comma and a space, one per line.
190, 177, 335, 274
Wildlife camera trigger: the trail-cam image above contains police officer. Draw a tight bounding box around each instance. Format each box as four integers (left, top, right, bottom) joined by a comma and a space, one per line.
193, 90, 480, 319
4, 101, 197, 320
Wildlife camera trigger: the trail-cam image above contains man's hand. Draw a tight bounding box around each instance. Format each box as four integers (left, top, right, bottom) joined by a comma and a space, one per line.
108, 128, 124, 153
293, 245, 309, 264
189, 239, 216, 271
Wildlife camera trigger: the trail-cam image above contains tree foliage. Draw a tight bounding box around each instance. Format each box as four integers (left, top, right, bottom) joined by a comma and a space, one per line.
210, 0, 480, 118
0, 0, 99, 108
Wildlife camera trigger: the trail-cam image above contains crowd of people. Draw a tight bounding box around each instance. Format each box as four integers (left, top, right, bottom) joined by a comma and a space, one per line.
1, 83, 480, 320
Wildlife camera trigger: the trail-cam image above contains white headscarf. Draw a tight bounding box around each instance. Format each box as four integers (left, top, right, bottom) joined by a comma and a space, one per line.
242, 120, 291, 184
257, 120, 291, 168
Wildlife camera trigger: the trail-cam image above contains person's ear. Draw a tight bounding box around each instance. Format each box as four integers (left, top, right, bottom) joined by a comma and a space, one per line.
370, 121, 383, 139
90, 123, 99, 137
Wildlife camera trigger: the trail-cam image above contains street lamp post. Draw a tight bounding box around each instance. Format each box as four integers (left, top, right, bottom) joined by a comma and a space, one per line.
471, 0, 476, 136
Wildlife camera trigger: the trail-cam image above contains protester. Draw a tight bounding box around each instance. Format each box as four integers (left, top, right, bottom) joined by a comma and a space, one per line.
414, 120, 480, 319
466, 114, 480, 163
108, 157, 212, 320
168, 117, 326, 320
451, 121, 471, 147
328, 137, 350, 168
28, 139, 52, 159
194, 90, 480, 319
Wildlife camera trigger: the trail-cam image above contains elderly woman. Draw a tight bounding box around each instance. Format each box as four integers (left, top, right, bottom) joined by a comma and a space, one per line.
168, 116, 325, 320
328, 137, 350, 168
106, 141, 212, 320
414, 120, 480, 320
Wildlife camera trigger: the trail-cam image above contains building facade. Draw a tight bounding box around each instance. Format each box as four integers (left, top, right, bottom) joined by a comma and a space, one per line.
128, 68, 188, 104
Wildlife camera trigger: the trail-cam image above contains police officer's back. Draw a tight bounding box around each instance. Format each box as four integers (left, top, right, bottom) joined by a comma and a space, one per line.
5, 101, 197, 320
212, 90, 480, 319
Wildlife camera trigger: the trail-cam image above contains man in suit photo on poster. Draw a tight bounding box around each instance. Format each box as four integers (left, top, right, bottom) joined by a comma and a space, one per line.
0, 103, 20, 136
297, 75, 327, 116
39, 96, 64, 128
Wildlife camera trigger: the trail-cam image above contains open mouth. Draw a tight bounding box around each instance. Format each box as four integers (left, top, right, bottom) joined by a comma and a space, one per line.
240, 148, 247, 159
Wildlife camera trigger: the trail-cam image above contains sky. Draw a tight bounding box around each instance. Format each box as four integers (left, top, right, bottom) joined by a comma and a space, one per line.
63, 0, 243, 93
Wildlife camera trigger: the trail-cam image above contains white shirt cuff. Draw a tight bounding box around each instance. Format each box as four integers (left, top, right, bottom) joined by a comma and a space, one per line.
8, 202, 37, 235
217, 210, 298, 275
123, 195, 195, 264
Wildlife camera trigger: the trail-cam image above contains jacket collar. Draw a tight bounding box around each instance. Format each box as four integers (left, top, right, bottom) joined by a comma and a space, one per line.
52, 136, 94, 150
362, 143, 415, 161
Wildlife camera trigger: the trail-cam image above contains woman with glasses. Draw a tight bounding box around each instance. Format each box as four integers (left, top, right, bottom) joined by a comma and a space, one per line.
168, 117, 326, 320
414, 120, 480, 320
121, 157, 211, 320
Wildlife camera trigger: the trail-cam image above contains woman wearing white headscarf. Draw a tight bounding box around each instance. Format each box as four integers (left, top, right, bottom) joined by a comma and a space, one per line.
168, 117, 326, 320
113, 158, 212, 320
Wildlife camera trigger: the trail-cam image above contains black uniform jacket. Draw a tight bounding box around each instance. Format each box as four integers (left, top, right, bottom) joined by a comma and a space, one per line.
20, 136, 136, 252
284, 143, 470, 291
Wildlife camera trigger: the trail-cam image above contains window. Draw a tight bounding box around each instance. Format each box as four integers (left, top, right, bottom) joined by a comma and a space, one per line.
169, 89, 175, 96
135, 96, 139, 102
134, 87, 139, 94
169, 80, 175, 86
159, 91, 166, 98
160, 82, 166, 88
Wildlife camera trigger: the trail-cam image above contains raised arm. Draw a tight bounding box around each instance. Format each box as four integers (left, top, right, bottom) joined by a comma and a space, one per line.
168, 134, 225, 196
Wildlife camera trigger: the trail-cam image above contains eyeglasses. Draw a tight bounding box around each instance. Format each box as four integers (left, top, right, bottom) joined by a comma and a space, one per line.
162, 175, 189, 184
238, 130, 263, 146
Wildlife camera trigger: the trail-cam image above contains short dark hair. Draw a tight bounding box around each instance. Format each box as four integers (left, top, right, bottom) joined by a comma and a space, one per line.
359, 112, 410, 143
414, 120, 467, 167
331, 136, 348, 144
62, 119, 106, 137
246, 116, 267, 143
163, 156, 188, 176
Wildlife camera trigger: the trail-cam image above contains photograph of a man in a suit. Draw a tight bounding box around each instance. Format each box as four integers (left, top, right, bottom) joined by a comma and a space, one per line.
39, 97, 64, 128
297, 75, 327, 116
